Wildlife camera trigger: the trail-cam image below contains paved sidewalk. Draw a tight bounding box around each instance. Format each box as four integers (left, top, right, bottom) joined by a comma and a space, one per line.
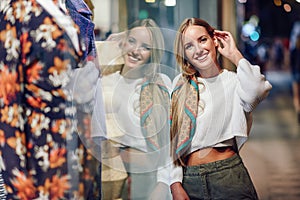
240, 70, 300, 200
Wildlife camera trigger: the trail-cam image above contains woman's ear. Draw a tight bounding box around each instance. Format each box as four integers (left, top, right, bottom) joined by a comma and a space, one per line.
214, 37, 224, 49
213, 36, 219, 47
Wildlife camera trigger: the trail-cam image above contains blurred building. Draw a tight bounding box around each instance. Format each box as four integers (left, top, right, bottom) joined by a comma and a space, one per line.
91, 0, 300, 71
93, 0, 238, 38
93, 0, 241, 71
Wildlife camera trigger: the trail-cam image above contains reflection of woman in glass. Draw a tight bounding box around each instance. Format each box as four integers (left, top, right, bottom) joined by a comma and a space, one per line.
170, 18, 272, 199
94, 19, 172, 200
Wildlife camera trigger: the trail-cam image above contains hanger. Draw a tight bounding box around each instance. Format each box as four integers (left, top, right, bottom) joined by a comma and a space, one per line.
58, 0, 67, 13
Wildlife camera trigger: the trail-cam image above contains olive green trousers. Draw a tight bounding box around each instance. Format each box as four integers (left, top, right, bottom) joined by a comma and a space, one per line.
182, 154, 258, 200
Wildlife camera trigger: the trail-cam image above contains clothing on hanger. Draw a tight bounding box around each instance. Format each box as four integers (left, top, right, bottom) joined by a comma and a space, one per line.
58, 0, 67, 13
66, 0, 96, 60
37, 0, 80, 53
0, 0, 100, 199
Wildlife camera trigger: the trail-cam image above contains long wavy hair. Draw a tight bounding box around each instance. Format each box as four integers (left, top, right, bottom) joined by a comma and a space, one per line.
174, 18, 215, 77
171, 18, 216, 166
122, 18, 165, 79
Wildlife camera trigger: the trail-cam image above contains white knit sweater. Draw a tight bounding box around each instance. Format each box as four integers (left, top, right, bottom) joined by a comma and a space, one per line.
171, 58, 272, 184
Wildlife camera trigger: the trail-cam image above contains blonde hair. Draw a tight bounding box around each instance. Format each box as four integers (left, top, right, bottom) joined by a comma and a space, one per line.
170, 79, 190, 166
125, 19, 165, 78
174, 18, 215, 77
171, 18, 216, 166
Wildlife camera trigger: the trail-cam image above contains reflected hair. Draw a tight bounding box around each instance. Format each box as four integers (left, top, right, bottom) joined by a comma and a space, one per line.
126, 19, 165, 76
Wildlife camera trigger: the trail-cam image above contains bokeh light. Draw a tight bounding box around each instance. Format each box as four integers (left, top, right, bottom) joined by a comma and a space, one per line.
139, 10, 149, 19
242, 23, 255, 37
283, 3, 292, 12
242, 15, 261, 42
164, 0, 176, 6
273, 0, 282, 6
249, 15, 259, 27
250, 31, 260, 41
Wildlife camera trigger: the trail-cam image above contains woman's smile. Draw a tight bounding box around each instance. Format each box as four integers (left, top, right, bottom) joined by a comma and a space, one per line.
194, 52, 209, 62
183, 25, 219, 77
122, 27, 152, 70
127, 52, 141, 63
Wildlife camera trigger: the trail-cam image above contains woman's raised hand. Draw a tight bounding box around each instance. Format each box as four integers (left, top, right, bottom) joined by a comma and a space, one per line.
214, 30, 243, 66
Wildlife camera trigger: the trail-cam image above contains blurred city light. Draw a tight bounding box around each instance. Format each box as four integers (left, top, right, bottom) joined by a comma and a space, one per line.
250, 31, 260, 41
238, 0, 247, 3
249, 15, 259, 27
242, 15, 261, 42
273, 0, 282, 6
164, 0, 176, 7
139, 10, 149, 19
145, 0, 155, 3
283, 3, 292, 12
242, 23, 255, 37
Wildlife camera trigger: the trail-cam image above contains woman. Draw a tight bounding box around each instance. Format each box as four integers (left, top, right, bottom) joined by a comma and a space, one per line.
94, 19, 172, 199
170, 18, 272, 199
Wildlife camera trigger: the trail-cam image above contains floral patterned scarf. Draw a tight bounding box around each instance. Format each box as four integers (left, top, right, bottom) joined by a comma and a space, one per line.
171, 75, 199, 165
140, 75, 170, 151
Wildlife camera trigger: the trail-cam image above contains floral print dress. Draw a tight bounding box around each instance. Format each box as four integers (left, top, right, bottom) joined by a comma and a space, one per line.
0, 0, 100, 199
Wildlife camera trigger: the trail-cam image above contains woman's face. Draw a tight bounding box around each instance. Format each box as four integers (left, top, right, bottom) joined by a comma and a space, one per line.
122, 26, 152, 69
183, 25, 218, 72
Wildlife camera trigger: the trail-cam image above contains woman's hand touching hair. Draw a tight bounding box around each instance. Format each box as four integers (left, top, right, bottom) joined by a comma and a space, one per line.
214, 30, 243, 66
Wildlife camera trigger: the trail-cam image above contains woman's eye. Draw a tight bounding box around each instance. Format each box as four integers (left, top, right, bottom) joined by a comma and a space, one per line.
184, 44, 193, 50
200, 37, 207, 43
141, 45, 151, 51
128, 37, 135, 44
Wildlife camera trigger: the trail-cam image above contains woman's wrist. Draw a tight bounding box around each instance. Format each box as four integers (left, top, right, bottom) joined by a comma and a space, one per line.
232, 51, 244, 66
171, 182, 182, 193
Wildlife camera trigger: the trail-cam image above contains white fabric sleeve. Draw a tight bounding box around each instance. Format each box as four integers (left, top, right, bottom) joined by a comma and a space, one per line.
155, 74, 173, 186
170, 164, 183, 184
159, 73, 173, 94
236, 58, 272, 112
65, 61, 99, 104
171, 74, 182, 90
156, 163, 171, 186
91, 79, 107, 138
